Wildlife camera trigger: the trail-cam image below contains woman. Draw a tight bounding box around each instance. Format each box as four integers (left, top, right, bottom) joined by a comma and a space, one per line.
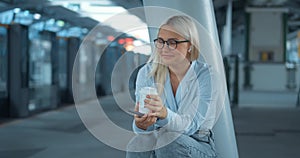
127, 15, 218, 158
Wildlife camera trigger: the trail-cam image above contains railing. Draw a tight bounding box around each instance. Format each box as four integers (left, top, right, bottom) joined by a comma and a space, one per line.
285, 62, 300, 107
223, 54, 240, 107
296, 88, 300, 107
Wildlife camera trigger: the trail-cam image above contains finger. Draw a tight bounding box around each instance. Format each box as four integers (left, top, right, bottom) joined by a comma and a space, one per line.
146, 118, 156, 125
148, 112, 158, 117
134, 102, 139, 111
145, 104, 162, 112
152, 117, 157, 122
146, 116, 153, 122
139, 115, 152, 123
147, 94, 161, 101
135, 114, 147, 121
144, 99, 160, 106
144, 116, 157, 126
134, 114, 142, 118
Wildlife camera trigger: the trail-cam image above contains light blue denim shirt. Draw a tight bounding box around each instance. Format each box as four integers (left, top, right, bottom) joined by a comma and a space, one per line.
133, 60, 215, 136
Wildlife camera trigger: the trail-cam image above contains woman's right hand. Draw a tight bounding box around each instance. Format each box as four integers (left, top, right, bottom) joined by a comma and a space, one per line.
134, 103, 157, 130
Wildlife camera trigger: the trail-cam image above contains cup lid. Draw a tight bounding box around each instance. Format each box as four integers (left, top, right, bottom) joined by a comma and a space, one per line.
140, 87, 158, 94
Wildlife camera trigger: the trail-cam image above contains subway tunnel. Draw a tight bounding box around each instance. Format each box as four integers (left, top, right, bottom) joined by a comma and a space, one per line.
0, 0, 300, 158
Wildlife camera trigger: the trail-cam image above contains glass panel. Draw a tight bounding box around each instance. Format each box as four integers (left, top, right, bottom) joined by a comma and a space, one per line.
0, 26, 8, 97
286, 38, 299, 63
79, 42, 93, 84
27, 27, 53, 111
28, 28, 52, 88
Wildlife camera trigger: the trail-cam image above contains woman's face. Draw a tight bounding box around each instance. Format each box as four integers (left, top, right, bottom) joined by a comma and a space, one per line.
157, 25, 190, 66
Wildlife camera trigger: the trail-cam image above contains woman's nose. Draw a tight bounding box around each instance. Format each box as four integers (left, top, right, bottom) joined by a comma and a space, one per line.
162, 43, 170, 52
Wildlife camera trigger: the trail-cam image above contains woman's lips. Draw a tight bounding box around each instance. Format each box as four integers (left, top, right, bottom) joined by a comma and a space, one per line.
161, 54, 174, 58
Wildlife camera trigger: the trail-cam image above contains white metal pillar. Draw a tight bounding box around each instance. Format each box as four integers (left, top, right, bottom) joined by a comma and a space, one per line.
222, 0, 233, 56
142, 0, 239, 157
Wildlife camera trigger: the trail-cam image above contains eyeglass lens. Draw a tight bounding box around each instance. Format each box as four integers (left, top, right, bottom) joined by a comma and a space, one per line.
155, 38, 178, 50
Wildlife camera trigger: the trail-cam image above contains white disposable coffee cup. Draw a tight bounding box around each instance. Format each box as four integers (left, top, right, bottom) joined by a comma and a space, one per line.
139, 87, 158, 114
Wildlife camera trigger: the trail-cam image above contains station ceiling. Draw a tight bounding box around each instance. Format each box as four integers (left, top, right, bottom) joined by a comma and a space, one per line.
0, 0, 300, 35
110, 0, 300, 33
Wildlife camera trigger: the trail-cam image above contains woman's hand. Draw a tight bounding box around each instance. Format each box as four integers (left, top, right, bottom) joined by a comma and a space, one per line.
134, 103, 157, 130
144, 95, 168, 119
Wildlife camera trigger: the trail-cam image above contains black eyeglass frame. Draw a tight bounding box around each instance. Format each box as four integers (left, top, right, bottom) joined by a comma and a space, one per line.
153, 38, 190, 50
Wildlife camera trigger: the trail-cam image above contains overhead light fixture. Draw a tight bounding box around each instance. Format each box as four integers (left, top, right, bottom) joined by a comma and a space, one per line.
33, 13, 41, 20
13, 8, 21, 13
56, 20, 65, 27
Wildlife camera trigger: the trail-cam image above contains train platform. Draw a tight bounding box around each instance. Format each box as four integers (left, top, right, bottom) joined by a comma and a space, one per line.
0, 92, 300, 158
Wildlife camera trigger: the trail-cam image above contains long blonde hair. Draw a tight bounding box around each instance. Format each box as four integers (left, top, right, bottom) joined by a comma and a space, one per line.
148, 15, 200, 94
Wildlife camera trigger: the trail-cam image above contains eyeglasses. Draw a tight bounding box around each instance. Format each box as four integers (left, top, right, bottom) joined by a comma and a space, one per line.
154, 38, 189, 50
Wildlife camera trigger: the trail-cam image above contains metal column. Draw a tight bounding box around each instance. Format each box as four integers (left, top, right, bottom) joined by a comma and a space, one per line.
8, 24, 29, 117
66, 37, 80, 103
143, 0, 239, 157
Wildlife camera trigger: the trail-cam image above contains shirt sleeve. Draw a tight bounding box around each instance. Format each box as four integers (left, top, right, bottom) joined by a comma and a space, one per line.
185, 65, 214, 135
132, 64, 155, 134
154, 107, 175, 128
132, 120, 155, 134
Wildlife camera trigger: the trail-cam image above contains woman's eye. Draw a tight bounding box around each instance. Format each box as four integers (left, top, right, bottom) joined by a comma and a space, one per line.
158, 39, 164, 43
168, 40, 177, 45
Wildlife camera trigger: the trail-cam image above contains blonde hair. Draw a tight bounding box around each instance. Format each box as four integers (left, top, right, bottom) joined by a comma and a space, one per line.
148, 15, 200, 94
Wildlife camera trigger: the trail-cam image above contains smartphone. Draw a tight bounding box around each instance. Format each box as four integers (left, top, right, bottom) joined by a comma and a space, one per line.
128, 110, 145, 117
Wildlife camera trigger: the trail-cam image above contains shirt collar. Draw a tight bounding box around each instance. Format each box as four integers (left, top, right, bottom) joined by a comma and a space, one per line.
184, 60, 197, 82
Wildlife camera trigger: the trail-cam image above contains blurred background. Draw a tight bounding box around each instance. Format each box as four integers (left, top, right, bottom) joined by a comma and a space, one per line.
0, 0, 300, 158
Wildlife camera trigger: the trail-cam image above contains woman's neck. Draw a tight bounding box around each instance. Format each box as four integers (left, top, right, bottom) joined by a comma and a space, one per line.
168, 61, 191, 81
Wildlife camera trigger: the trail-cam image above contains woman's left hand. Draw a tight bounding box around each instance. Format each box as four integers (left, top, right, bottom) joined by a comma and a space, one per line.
144, 94, 167, 119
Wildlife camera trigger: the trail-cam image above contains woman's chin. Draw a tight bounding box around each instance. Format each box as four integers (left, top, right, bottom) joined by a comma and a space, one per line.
161, 59, 174, 66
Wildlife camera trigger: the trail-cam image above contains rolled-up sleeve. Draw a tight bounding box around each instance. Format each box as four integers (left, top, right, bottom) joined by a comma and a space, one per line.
132, 64, 155, 134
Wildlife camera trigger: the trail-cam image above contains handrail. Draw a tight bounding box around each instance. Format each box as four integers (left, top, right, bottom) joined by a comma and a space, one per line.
223, 54, 240, 107
296, 87, 300, 107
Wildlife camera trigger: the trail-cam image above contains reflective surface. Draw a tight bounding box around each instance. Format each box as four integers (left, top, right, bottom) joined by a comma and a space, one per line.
28, 26, 53, 111
28, 30, 52, 87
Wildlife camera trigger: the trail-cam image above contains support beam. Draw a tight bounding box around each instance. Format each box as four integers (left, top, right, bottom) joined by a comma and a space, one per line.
142, 0, 239, 157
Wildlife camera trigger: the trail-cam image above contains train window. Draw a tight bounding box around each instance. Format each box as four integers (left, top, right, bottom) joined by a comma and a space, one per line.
27, 27, 54, 111
28, 28, 52, 87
